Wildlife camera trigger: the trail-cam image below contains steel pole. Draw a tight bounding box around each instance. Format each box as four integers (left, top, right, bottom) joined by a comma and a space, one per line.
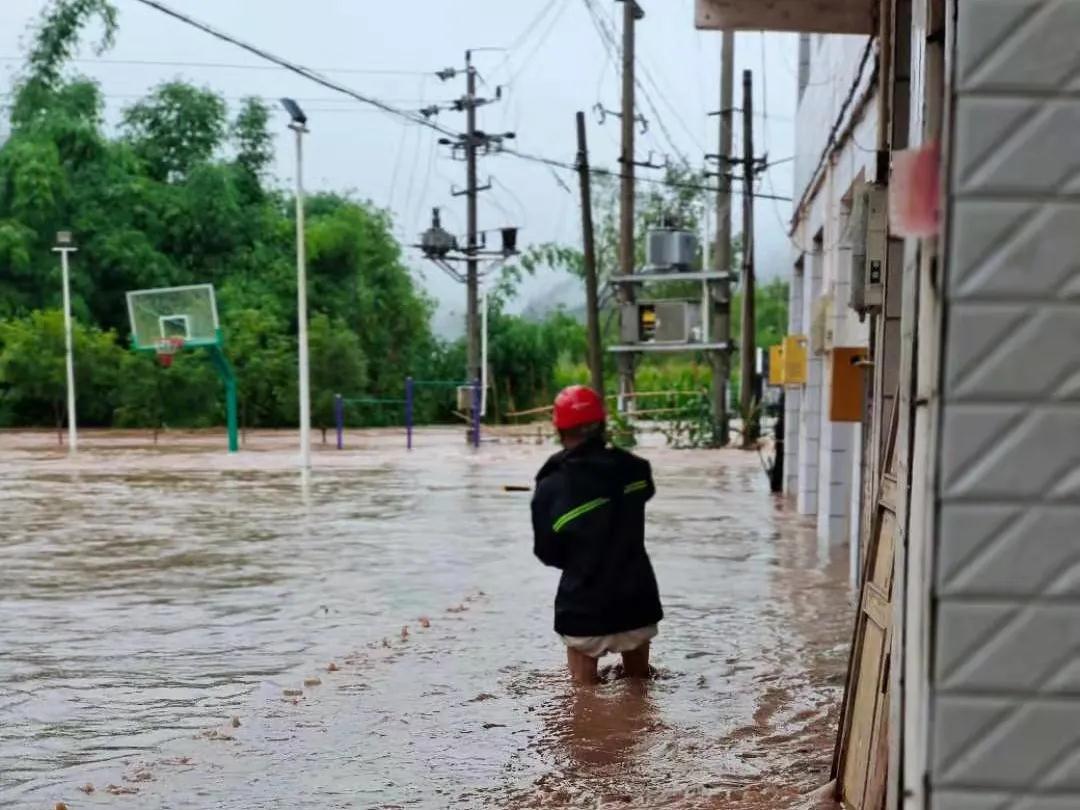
56, 247, 78, 455
294, 124, 312, 470
405, 377, 414, 450
480, 274, 488, 417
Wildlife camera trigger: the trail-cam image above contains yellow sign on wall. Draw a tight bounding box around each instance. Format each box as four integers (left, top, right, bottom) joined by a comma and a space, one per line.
783, 335, 808, 385
768, 345, 785, 385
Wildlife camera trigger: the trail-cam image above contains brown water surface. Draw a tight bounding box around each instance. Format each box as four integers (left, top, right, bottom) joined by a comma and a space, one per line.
0, 429, 851, 808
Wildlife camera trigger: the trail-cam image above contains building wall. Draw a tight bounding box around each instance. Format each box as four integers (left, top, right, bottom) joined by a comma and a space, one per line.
790, 33, 876, 546
793, 33, 878, 202
929, 1, 1080, 806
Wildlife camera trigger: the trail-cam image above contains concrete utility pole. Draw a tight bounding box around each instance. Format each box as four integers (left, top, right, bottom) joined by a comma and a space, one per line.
740, 69, 758, 448
713, 30, 735, 446
616, 0, 642, 410
465, 50, 481, 387
576, 111, 604, 397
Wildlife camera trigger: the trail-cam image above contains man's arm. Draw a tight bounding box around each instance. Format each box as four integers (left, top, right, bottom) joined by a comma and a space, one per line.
622, 458, 656, 503
531, 477, 566, 569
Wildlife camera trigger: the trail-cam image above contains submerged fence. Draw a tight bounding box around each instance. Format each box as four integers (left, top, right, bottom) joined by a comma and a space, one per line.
335, 377, 482, 450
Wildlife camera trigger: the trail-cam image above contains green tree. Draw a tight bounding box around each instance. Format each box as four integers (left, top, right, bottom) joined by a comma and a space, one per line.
122, 82, 227, 182
0, 309, 123, 436
232, 97, 274, 184
309, 313, 367, 441
11, 0, 117, 128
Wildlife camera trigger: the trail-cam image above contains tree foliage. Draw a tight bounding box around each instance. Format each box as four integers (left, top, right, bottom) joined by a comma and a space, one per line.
0, 1, 448, 431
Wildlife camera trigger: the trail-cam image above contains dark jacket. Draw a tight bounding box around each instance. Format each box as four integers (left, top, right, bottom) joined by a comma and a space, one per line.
531, 438, 663, 637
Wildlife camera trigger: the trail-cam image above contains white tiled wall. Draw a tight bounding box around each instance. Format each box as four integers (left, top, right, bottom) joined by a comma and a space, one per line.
930, 2, 1080, 807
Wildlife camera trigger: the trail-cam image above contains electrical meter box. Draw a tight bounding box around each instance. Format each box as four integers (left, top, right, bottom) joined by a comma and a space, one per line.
621, 301, 702, 344
848, 182, 887, 315
782, 335, 808, 385
768, 344, 786, 386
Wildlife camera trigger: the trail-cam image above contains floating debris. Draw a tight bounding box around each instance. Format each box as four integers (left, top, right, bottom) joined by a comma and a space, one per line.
304, 676, 322, 687
283, 688, 303, 697
446, 604, 468, 614
106, 784, 139, 795
196, 728, 235, 741
125, 767, 154, 783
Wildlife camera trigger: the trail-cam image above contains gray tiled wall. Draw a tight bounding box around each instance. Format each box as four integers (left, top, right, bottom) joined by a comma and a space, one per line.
931, 1, 1080, 807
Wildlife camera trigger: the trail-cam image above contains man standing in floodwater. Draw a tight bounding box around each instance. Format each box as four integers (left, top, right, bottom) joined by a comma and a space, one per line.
531, 385, 664, 685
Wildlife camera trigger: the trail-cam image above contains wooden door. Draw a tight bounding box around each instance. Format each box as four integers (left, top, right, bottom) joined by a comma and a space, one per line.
833, 399, 899, 809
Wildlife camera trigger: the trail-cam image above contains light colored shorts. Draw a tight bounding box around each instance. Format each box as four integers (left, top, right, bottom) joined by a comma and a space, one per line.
560, 624, 658, 659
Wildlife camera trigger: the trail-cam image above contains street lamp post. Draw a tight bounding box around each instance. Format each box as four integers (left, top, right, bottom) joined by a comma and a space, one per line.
53, 231, 78, 455
282, 98, 311, 471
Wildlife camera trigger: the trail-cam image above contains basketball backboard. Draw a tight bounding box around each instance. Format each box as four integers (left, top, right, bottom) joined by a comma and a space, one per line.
126, 284, 220, 351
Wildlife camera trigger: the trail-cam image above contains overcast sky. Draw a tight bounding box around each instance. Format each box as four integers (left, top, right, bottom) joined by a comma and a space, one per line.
1, 0, 798, 334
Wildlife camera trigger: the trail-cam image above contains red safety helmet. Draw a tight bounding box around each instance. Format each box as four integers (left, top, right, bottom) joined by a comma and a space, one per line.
552, 385, 606, 431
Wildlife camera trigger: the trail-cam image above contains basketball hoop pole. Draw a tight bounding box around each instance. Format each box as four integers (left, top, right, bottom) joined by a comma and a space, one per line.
53, 234, 78, 456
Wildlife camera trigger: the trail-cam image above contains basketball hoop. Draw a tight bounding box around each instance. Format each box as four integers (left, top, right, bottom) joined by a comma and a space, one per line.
155, 337, 185, 367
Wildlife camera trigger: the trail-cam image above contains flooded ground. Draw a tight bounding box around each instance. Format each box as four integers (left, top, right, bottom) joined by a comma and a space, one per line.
0, 428, 851, 809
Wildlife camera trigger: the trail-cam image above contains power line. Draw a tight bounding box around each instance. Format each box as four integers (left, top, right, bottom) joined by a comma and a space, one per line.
581, 0, 691, 166
503, 0, 572, 87
127, 0, 459, 140
502, 146, 793, 201
0, 54, 430, 76
127, 0, 790, 204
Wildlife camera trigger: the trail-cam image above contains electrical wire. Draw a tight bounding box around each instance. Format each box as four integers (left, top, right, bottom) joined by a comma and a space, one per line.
502, 0, 572, 87
501, 145, 792, 201
128, 0, 790, 205
581, 0, 688, 164
128, 0, 460, 139
0, 54, 430, 76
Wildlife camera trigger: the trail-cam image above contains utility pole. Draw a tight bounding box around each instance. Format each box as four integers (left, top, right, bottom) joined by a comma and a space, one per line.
740, 69, 758, 448
713, 31, 735, 446
429, 52, 513, 390
465, 50, 481, 387
576, 111, 604, 396
616, 0, 642, 410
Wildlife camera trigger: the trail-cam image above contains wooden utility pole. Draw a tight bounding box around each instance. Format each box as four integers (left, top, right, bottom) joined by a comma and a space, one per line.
616, 0, 641, 409
740, 68, 758, 448
576, 111, 604, 397
464, 50, 481, 387
712, 30, 735, 446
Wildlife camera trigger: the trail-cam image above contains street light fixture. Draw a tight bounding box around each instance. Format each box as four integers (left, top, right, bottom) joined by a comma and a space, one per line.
52, 231, 78, 455
281, 97, 311, 471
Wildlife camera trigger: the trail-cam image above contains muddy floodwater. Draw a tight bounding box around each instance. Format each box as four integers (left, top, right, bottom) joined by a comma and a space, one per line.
0, 429, 851, 809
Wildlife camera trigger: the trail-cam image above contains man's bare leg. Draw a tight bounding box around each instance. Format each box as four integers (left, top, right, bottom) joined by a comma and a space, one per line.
621, 642, 651, 679
567, 648, 599, 685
